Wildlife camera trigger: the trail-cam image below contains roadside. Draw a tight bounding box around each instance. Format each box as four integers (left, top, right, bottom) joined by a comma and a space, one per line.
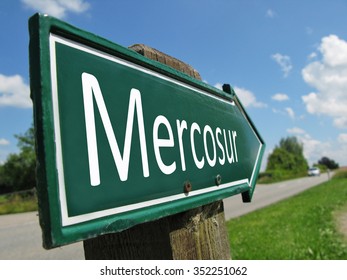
0, 211, 84, 259
0, 173, 331, 259
224, 172, 331, 220
335, 204, 347, 242
227, 170, 347, 259
0, 189, 37, 215
334, 168, 347, 241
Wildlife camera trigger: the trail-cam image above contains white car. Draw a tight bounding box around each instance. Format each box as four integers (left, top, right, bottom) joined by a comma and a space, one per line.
308, 167, 320, 176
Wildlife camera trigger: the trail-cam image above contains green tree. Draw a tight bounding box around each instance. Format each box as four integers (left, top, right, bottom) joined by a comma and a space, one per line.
0, 125, 36, 193
279, 136, 304, 157
267, 147, 296, 171
266, 136, 308, 179
318, 156, 339, 170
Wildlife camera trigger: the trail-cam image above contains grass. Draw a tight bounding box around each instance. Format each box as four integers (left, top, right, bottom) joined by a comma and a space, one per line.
257, 170, 308, 184
0, 191, 38, 215
2, 170, 347, 260
227, 171, 347, 259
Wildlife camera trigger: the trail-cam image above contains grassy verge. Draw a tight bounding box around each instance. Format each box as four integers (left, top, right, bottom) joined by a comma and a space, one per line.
0, 190, 38, 215
227, 171, 347, 259
257, 170, 308, 184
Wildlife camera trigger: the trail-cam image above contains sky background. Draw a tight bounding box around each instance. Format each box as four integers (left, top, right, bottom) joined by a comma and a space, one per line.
1, 0, 347, 170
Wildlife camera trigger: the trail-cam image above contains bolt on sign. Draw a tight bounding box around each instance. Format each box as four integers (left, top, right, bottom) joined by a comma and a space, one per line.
29, 14, 265, 248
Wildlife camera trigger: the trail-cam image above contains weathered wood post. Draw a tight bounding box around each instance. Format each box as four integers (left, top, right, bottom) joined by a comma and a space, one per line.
83, 44, 231, 260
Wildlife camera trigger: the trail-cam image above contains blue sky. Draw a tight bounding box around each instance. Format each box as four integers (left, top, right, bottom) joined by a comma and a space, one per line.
1, 0, 347, 170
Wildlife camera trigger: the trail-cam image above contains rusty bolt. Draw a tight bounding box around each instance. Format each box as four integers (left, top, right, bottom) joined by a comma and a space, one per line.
215, 174, 222, 186
183, 181, 192, 193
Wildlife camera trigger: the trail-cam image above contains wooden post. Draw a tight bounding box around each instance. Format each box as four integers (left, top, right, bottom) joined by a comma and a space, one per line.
83, 44, 231, 260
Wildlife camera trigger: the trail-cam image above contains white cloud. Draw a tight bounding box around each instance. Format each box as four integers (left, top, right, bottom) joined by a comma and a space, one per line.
266, 9, 276, 18
22, 0, 90, 18
272, 53, 293, 77
287, 127, 347, 166
272, 107, 297, 120
308, 52, 317, 60
287, 127, 306, 135
302, 35, 347, 129
338, 133, 347, 144
333, 117, 347, 129
285, 107, 295, 119
272, 93, 289, 102
0, 138, 10, 146
233, 86, 267, 108
287, 127, 331, 165
320, 35, 347, 67
214, 83, 223, 90
214, 83, 266, 108
0, 74, 31, 108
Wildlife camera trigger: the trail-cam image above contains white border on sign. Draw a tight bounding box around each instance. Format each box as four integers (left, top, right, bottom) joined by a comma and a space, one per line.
49, 34, 263, 226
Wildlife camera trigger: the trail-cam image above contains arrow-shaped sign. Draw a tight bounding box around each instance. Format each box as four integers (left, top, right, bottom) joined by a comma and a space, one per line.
29, 14, 265, 248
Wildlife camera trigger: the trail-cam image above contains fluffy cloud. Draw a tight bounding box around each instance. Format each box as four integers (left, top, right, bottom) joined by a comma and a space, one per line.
272, 93, 289, 102
0, 74, 31, 108
233, 87, 267, 108
22, 0, 90, 18
338, 133, 347, 144
272, 107, 296, 120
272, 53, 293, 77
302, 35, 347, 129
320, 35, 347, 67
287, 127, 306, 135
214, 83, 266, 108
308, 52, 317, 60
287, 127, 347, 166
0, 138, 10, 146
285, 107, 295, 119
214, 83, 223, 91
286, 127, 331, 165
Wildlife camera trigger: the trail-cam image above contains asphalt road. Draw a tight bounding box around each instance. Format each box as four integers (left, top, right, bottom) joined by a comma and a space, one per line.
0, 173, 331, 260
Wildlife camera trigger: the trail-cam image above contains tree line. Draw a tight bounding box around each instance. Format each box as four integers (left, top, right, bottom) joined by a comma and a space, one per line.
0, 126, 36, 194
260, 136, 339, 183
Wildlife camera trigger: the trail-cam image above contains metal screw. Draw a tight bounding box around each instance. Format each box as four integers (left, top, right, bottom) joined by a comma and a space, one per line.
183, 181, 192, 193
215, 174, 222, 186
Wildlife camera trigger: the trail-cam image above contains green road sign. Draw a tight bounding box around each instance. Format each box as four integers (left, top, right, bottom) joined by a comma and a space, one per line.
29, 14, 265, 248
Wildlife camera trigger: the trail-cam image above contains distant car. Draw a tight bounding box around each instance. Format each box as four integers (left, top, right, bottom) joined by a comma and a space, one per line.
308, 167, 320, 176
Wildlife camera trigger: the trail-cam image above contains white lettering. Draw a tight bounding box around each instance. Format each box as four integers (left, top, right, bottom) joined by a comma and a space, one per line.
190, 122, 205, 169
224, 129, 235, 164
81, 73, 240, 183
153, 115, 176, 175
176, 120, 187, 171
233, 131, 238, 162
203, 125, 216, 167
216, 127, 225, 165
81, 72, 149, 186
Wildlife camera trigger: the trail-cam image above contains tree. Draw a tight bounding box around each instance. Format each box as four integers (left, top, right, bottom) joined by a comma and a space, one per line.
267, 147, 296, 171
279, 136, 304, 157
266, 136, 308, 177
318, 156, 339, 170
0, 125, 36, 193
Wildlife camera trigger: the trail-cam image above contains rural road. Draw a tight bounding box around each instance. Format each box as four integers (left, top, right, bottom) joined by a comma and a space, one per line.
0, 173, 331, 260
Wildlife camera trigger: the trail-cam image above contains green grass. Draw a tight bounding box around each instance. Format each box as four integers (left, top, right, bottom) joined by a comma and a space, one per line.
0, 192, 38, 215
227, 174, 347, 259
257, 170, 308, 184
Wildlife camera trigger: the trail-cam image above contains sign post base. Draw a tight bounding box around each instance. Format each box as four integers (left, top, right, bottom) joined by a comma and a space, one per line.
84, 201, 230, 259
